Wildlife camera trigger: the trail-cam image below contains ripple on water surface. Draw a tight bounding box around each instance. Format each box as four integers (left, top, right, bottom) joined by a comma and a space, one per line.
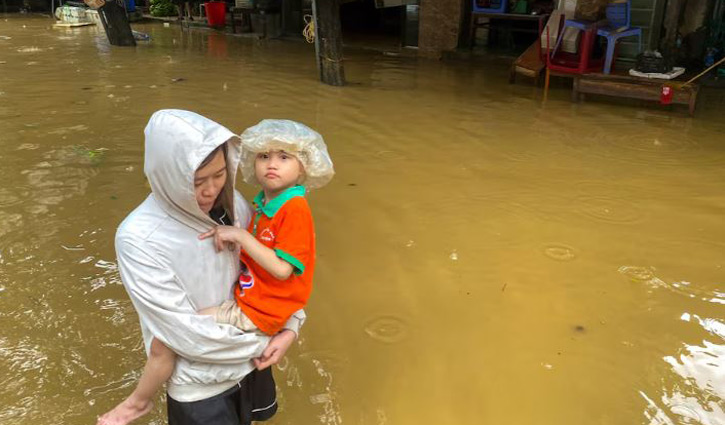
363, 315, 409, 344
564, 125, 725, 167
574, 195, 645, 225
0, 188, 22, 209
619, 265, 725, 304
467, 188, 577, 224
542, 243, 578, 261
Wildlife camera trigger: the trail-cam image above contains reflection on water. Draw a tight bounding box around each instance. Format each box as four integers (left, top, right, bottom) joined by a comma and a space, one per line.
1, 13, 724, 425
642, 314, 725, 425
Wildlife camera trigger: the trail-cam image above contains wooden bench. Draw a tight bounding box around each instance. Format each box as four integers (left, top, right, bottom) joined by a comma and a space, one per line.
572, 73, 699, 116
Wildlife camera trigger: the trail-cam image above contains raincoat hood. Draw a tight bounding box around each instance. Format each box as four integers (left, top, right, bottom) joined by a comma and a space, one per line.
144, 109, 241, 232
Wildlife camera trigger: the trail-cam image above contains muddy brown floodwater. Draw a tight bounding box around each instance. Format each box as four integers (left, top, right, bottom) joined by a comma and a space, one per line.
1, 14, 724, 425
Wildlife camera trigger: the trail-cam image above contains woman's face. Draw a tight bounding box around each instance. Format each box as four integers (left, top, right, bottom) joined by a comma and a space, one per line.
194, 149, 227, 214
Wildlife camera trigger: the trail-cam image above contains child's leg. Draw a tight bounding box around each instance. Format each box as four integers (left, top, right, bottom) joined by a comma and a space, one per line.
198, 305, 220, 316
97, 338, 176, 425
201, 301, 258, 333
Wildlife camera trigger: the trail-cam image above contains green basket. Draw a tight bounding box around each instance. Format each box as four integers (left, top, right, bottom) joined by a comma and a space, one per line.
511, 0, 528, 14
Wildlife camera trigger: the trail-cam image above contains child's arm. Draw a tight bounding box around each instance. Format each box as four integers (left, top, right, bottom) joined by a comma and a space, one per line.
199, 225, 293, 280
236, 230, 294, 280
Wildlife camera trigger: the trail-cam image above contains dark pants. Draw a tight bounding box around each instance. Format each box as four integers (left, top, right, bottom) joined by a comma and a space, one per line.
167, 368, 277, 425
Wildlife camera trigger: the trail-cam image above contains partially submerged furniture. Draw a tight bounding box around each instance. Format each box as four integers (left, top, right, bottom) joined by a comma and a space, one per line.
597, 0, 642, 74
572, 73, 699, 115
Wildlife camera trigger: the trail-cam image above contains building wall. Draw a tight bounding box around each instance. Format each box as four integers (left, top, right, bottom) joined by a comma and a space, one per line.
418, 0, 463, 58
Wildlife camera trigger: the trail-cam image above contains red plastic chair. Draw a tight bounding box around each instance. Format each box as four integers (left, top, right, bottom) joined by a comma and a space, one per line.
543, 22, 603, 100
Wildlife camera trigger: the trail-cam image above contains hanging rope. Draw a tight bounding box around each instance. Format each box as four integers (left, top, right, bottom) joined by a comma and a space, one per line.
303, 14, 315, 43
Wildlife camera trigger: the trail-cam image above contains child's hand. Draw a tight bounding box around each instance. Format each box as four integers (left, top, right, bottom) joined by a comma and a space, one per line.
199, 224, 245, 253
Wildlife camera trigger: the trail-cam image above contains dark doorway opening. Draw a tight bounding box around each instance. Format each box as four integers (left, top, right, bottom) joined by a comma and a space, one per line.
339, 0, 418, 51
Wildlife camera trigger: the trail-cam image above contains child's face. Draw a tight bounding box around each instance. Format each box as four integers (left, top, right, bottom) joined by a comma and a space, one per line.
255, 150, 304, 197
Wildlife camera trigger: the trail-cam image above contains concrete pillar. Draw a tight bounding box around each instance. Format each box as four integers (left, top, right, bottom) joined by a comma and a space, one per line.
418, 0, 464, 59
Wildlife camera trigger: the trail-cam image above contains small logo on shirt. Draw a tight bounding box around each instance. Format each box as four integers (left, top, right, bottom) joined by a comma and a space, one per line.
259, 228, 275, 243
238, 269, 254, 296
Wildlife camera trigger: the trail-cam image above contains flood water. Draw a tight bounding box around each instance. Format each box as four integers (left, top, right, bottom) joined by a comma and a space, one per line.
1, 14, 724, 425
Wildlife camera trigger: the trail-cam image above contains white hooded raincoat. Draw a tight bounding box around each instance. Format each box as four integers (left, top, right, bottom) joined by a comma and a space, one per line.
115, 110, 304, 402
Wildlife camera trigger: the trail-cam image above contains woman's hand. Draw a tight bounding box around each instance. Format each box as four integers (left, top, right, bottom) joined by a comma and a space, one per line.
254, 329, 296, 370
199, 224, 245, 252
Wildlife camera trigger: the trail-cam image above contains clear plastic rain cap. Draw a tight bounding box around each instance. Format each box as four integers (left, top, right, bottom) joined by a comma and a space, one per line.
239, 119, 335, 190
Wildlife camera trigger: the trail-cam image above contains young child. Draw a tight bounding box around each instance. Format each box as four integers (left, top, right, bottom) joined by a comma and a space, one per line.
97, 119, 334, 425
198, 119, 335, 339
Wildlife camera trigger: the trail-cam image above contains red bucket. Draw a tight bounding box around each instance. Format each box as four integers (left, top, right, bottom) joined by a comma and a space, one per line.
204, 1, 226, 28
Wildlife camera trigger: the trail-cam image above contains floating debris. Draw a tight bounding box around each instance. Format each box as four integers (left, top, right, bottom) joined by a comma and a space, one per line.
48, 125, 88, 135
618, 266, 665, 287
309, 393, 332, 404
449, 251, 458, 261
17, 46, 42, 53
16, 143, 39, 150
171, 77, 186, 83
72, 146, 108, 164
61, 245, 85, 251
132, 30, 150, 41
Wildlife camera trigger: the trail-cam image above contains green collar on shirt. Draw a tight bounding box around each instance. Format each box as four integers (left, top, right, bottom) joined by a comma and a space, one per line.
253, 185, 306, 218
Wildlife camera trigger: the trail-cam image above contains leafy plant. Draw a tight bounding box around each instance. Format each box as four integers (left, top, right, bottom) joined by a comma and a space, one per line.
72, 145, 107, 165
150, 0, 176, 17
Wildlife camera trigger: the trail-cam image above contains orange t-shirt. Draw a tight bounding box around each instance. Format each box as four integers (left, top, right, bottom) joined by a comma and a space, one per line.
235, 186, 315, 335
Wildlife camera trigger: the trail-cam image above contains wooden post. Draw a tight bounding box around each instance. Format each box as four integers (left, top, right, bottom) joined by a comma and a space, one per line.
96, 0, 136, 46
458, 0, 472, 48
312, 0, 345, 86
